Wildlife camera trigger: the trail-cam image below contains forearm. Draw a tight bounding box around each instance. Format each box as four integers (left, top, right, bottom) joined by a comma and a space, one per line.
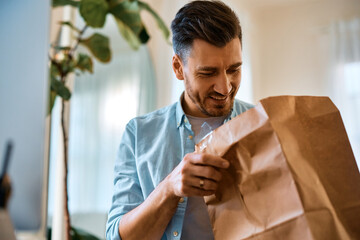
119, 178, 180, 240
117, 152, 229, 239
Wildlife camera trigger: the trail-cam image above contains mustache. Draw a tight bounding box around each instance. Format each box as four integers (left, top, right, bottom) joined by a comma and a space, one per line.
208, 87, 235, 98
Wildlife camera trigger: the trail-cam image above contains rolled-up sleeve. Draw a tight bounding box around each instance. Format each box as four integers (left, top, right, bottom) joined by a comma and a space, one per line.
106, 120, 144, 240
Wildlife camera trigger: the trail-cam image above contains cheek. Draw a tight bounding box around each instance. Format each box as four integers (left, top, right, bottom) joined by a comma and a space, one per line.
199, 82, 215, 97
231, 73, 242, 87
191, 77, 211, 93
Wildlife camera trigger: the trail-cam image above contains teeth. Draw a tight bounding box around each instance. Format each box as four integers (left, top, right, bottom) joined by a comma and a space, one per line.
211, 96, 227, 100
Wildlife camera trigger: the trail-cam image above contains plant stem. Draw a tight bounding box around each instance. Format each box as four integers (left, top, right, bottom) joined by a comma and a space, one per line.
53, 23, 88, 240
54, 23, 89, 240
71, 24, 88, 56
61, 77, 71, 240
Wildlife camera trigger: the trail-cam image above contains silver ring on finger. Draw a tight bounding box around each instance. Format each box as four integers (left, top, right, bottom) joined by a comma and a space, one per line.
199, 179, 204, 188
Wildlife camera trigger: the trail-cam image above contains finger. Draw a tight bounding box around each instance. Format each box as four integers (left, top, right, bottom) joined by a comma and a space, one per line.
180, 184, 215, 197
184, 176, 218, 191
185, 153, 230, 169
188, 164, 222, 182
190, 188, 215, 196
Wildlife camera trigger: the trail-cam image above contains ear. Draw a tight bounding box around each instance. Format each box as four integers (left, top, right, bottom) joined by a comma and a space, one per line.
172, 54, 184, 80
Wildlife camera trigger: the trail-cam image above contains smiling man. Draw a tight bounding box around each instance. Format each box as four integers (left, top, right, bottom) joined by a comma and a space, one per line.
106, 1, 253, 239
174, 38, 243, 118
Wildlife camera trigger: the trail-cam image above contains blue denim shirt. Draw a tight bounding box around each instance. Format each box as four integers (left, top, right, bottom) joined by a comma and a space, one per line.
106, 98, 254, 240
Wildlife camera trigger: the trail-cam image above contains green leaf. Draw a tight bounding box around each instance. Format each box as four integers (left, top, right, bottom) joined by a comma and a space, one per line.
138, 1, 170, 41
80, 33, 111, 62
71, 227, 100, 240
59, 21, 81, 33
47, 227, 52, 240
48, 63, 59, 115
48, 90, 57, 115
50, 54, 76, 76
114, 18, 141, 50
61, 57, 77, 75
51, 78, 71, 100
139, 27, 150, 44
76, 53, 93, 73
53, 46, 71, 51
109, 0, 143, 35
79, 0, 108, 28
50, 61, 60, 79
109, 0, 152, 46
52, 0, 79, 8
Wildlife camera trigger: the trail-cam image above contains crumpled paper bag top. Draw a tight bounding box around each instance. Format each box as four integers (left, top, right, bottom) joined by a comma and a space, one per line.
196, 96, 360, 240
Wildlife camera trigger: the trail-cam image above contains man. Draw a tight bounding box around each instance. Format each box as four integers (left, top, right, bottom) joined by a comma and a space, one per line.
106, 1, 253, 239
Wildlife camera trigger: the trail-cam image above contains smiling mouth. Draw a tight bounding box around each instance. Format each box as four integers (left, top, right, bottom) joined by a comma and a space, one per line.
209, 87, 235, 100
210, 95, 228, 101
208, 95, 230, 106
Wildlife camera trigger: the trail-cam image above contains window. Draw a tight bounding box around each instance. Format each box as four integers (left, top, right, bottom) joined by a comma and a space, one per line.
48, 30, 157, 238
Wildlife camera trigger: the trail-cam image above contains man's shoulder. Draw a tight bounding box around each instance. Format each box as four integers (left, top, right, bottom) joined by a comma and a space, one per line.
127, 102, 178, 128
136, 102, 177, 120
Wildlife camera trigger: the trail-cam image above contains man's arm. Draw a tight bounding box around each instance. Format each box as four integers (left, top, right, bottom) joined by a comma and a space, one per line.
118, 178, 179, 240
118, 153, 229, 240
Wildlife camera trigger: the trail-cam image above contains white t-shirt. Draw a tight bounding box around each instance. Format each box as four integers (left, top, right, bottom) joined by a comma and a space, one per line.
187, 114, 227, 143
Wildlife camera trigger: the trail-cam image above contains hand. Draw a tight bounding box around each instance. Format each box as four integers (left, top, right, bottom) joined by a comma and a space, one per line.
165, 153, 229, 197
0, 174, 12, 209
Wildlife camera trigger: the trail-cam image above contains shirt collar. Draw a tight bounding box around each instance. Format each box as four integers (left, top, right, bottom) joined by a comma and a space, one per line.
176, 92, 239, 128
226, 103, 239, 123
176, 93, 187, 128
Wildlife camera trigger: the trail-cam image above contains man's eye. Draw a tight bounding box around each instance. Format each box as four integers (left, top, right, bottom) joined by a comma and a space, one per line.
227, 69, 240, 74
199, 72, 215, 76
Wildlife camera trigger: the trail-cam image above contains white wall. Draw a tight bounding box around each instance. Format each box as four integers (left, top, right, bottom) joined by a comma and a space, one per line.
143, 0, 188, 108
0, 0, 50, 238
240, 0, 360, 102
144, 0, 360, 105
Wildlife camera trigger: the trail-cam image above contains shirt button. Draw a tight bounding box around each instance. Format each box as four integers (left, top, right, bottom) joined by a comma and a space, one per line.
173, 231, 179, 237
179, 197, 184, 203
188, 135, 193, 140
184, 119, 188, 123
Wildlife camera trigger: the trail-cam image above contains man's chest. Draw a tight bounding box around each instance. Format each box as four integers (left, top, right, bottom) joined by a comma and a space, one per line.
134, 125, 196, 194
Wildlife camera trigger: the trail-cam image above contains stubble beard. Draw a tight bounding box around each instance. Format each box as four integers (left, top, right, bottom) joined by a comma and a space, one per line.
185, 80, 237, 117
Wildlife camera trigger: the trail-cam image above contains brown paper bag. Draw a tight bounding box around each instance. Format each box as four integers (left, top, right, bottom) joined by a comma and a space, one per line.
195, 96, 360, 240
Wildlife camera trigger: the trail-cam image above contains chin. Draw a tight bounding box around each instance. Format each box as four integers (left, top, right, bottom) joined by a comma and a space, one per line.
202, 95, 235, 116
204, 105, 232, 117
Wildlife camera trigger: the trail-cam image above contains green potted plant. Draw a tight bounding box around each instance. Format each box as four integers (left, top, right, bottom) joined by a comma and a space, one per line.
49, 0, 169, 239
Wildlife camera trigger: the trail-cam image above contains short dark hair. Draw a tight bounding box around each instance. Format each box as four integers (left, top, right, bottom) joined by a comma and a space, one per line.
171, 0, 242, 62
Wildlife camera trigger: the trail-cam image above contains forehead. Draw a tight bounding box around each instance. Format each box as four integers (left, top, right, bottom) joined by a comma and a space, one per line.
187, 38, 242, 68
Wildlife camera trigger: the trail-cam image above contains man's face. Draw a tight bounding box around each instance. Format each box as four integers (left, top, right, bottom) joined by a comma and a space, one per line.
173, 38, 242, 117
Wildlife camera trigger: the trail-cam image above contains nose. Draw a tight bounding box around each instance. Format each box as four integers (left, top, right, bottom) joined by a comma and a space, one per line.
213, 73, 232, 95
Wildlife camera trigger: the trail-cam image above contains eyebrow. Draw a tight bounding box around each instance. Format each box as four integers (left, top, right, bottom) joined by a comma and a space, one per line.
196, 62, 243, 72
228, 62, 243, 69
